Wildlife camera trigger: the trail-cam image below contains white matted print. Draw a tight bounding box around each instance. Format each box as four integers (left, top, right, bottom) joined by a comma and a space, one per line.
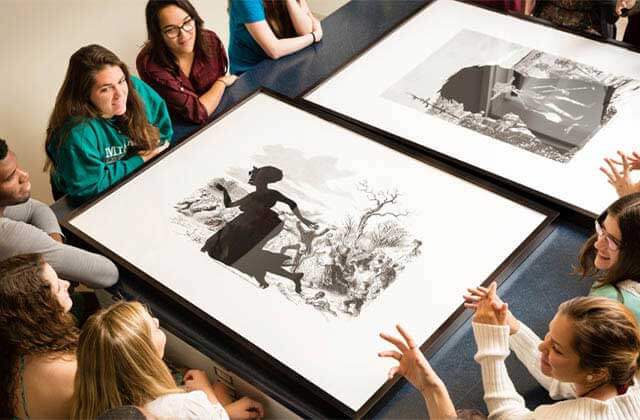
67, 93, 547, 412
306, 0, 640, 215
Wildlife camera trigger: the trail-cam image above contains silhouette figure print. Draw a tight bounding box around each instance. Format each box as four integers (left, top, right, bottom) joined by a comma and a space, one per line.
201, 166, 317, 293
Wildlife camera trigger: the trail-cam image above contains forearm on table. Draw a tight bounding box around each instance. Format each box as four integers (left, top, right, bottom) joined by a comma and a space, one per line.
199, 81, 226, 115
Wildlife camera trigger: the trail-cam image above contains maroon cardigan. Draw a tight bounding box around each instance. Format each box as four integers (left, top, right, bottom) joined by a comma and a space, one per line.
137, 29, 228, 124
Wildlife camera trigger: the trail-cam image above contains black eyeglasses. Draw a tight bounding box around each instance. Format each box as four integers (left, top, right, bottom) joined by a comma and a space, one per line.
163, 18, 194, 39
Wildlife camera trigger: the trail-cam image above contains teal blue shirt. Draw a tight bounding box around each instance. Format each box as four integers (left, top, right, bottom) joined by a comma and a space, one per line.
590, 283, 640, 322
228, 0, 268, 74
49, 77, 173, 202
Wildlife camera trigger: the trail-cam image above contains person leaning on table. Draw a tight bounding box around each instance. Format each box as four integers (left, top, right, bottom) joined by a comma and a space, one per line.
0, 138, 118, 289
137, 0, 238, 125
380, 283, 640, 419
466, 283, 640, 419
45, 44, 173, 204
227, 0, 323, 75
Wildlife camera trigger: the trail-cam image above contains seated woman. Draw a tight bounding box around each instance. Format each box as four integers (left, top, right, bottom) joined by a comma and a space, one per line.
464, 283, 640, 418
228, 0, 323, 74
0, 254, 78, 419
71, 300, 264, 419
45, 44, 173, 203
574, 192, 640, 319
137, 0, 237, 125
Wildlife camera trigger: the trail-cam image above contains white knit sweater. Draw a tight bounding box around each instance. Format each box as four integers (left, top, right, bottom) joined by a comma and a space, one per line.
472, 322, 640, 419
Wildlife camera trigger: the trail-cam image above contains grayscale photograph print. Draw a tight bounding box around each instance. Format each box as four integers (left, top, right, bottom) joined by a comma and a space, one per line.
384, 30, 640, 163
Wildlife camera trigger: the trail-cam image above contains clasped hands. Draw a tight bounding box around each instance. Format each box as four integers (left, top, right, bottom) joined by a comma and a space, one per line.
463, 281, 520, 335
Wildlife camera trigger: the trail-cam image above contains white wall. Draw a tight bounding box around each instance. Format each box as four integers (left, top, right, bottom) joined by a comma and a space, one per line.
0, 0, 346, 204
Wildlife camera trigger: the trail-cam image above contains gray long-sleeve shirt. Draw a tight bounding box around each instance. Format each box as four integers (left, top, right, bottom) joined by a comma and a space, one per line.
0, 199, 118, 288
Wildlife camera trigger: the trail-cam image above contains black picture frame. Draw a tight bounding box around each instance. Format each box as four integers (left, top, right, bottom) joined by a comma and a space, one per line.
62, 88, 557, 418
300, 0, 640, 226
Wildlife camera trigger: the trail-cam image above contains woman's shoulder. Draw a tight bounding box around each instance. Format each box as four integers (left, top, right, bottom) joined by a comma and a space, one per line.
135, 45, 169, 79
616, 280, 640, 297
130, 76, 163, 103
533, 388, 640, 416
591, 280, 640, 298
49, 117, 102, 149
25, 352, 76, 385
202, 28, 223, 46
589, 282, 620, 299
131, 75, 149, 91
136, 45, 154, 71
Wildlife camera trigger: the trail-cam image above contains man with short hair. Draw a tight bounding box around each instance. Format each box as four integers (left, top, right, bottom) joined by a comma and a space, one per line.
0, 138, 118, 287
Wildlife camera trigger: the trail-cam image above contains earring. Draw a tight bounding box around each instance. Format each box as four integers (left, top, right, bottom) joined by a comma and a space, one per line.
586, 374, 593, 382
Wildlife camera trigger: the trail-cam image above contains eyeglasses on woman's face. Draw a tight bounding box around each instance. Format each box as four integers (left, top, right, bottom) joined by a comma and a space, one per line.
162, 17, 194, 39
595, 219, 621, 251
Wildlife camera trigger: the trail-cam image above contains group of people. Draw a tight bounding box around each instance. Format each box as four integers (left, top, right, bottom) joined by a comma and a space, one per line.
4, 0, 640, 418
42, 0, 322, 204
1, 0, 323, 418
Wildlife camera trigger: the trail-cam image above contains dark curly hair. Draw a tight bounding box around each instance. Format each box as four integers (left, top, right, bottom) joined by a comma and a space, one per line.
0, 138, 7, 161
0, 254, 78, 417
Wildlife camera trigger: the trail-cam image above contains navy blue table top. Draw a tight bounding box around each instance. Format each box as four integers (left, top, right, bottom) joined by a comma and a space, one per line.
52, 1, 601, 417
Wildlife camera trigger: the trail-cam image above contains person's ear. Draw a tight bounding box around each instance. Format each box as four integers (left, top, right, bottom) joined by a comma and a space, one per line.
586, 368, 608, 383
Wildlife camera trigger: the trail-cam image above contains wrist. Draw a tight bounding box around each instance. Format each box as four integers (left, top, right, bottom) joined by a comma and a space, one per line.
509, 318, 520, 336
420, 377, 446, 394
214, 79, 227, 88
311, 31, 317, 43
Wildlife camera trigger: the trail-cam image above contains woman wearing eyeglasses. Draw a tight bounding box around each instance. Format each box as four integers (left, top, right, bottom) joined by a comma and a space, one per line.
228, 0, 323, 75
574, 192, 640, 321
137, 0, 237, 125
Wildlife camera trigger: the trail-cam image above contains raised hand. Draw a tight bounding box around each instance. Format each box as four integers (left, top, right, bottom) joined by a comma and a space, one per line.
473, 282, 509, 326
465, 282, 520, 334
601, 151, 640, 197
608, 150, 640, 171
617, 0, 637, 15
379, 325, 441, 394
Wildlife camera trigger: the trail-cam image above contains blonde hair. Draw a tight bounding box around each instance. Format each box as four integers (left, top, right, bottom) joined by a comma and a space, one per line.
71, 301, 180, 419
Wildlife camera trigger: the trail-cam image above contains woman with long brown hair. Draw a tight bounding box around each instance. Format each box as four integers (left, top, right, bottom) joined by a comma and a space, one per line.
574, 192, 640, 320
228, 0, 323, 74
138, 0, 237, 124
72, 300, 264, 419
45, 44, 173, 203
0, 253, 78, 419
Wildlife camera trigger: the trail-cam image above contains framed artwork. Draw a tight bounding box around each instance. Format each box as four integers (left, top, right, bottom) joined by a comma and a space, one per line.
304, 0, 640, 217
63, 90, 555, 417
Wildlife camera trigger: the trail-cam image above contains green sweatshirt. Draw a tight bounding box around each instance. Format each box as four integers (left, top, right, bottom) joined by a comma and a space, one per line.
49, 76, 173, 202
